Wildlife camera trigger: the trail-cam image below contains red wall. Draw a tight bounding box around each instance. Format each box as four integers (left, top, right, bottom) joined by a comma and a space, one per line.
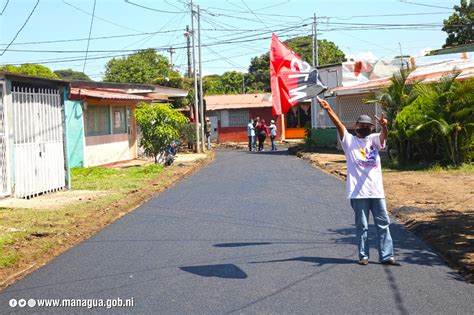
217, 107, 283, 143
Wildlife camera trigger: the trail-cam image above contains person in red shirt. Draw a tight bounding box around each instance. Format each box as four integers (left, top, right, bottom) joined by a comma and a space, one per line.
255, 119, 269, 151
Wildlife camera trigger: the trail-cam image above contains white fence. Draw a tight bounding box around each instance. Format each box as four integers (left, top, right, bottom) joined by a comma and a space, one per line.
0, 85, 9, 197
12, 87, 66, 198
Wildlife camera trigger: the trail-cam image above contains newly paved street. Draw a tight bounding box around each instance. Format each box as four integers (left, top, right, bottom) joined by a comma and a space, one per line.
1, 149, 473, 314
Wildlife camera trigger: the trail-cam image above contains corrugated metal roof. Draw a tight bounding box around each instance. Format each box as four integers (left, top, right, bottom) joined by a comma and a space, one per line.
333, 59, 474, 95
205, 93, 272, 111
70, 86, 150, 101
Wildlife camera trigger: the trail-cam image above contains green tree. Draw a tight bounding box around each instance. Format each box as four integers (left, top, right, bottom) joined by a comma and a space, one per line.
203, 74, 225, 95
135, 102, 188, 163
366, 70, 419, 163
442, 0, 474, 48
247, 37, 345, 92
104, 48, 178, 84
54, 69, 91, 81
285, 37, 345, 67
0, 64, 60, 79
410, 75, 474, 165
248, 53, 270, 92
221, 71, 244, 94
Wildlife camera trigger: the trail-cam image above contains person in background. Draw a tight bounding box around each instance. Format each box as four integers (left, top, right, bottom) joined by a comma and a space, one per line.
317, 96, 401, 267
187, 118, 195, 151
204, 117, 212, 150
269, 119, 278, 151
247, 119, 256, 152
255, 118, 269, 152
253, 116, 260, 150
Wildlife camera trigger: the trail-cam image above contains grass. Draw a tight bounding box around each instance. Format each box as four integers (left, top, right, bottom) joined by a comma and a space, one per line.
0, 163, 169, 274
0, 233, 21, 268
381, 156, 474, 173
71, 164, 164, 192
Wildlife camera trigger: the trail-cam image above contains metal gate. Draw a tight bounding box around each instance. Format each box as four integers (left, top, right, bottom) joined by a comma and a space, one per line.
12, 87, 66, 198
0, 84, 10, 197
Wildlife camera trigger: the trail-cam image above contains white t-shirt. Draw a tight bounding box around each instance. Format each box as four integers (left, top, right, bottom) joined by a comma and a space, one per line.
247, 123, 255, 136
269, 124, 277, 136
340, 128, 385, 199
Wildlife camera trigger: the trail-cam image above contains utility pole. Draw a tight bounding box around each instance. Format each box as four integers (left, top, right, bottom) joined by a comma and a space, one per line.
314, 13, 319, 67
186, 25, 192, 77
191, 0, 200, 152
311, 13, 319, 129
167, 46, 176, 70
242, 73, 245, 94
197, 5, 205, 152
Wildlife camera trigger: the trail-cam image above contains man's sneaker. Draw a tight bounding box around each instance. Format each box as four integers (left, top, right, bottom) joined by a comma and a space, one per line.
381, 258, 402, 266
358, 258, 369, 265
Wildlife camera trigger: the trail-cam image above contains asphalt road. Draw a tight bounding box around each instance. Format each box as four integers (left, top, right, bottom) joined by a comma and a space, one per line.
1, 149, 473, 314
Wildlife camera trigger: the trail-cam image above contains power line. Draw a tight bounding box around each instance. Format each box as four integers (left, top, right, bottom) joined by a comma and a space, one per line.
62, 0, 143, 33
325, 11, 452, 20
397, 0, 453, 10
124, 0, 185, 14
83, 0, 97, 72
0, 0, 9, 15
1, 0, 40, 56
4, 23, 309, 54
240, 0, 270, 29
0, 32, 296, 65
0, 26, 303, 47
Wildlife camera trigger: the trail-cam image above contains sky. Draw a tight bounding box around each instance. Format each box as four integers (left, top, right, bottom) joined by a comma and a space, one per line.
0, 0, 460, 81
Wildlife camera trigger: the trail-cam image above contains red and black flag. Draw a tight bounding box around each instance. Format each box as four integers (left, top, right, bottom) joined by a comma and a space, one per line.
270, 33, 327, 116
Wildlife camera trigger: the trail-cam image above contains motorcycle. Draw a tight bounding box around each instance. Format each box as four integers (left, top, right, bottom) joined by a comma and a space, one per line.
157, 140, 180, 166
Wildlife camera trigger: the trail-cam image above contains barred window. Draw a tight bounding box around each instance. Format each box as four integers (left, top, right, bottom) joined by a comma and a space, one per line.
228, 110, 249, 127
84, 105, 110, 137
112, 106, 127, 134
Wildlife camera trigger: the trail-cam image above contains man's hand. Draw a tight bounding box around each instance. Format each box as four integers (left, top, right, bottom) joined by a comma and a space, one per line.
317, 96, 331, 110
375, 113, 388, 128
375, 113, 389, 145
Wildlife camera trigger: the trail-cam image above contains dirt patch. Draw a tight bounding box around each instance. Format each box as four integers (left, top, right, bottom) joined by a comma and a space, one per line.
0, 153, 214, 290
294, 148, 473, 283
0, 190, 107, 210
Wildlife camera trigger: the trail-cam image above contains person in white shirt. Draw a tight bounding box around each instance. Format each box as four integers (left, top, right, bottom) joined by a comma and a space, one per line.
317, 97, 401, 266
247, 119, 256, 152
269, 120, 278, 151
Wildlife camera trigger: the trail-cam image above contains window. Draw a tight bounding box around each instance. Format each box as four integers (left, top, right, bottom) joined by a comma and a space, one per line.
112, 106, 127, 134
228, 110, 249, 127
84, 105, 110, 137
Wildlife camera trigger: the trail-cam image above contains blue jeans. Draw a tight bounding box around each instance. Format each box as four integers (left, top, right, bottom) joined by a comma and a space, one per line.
248, 136, 255, 151
270, 135, 277, 150
350, 198, 394, 262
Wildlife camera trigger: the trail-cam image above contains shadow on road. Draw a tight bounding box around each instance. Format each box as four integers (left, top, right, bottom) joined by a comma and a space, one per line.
249, 256, 354, 266
326, 224, 467, 282
179, 264, 247, 279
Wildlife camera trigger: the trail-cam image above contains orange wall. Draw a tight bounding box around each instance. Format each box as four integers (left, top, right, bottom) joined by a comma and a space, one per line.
285, 128, 306, 139
217, 108, 283, 143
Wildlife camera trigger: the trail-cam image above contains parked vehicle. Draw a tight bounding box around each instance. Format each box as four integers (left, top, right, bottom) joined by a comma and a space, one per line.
157, 140, 180, 166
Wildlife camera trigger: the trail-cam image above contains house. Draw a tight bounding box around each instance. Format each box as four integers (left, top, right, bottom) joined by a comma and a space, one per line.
0, 72, 69, 198
205, 93, 283, 143
333, 54, 474, 127
66, 81, 188, 167
309, 53, 474, 149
